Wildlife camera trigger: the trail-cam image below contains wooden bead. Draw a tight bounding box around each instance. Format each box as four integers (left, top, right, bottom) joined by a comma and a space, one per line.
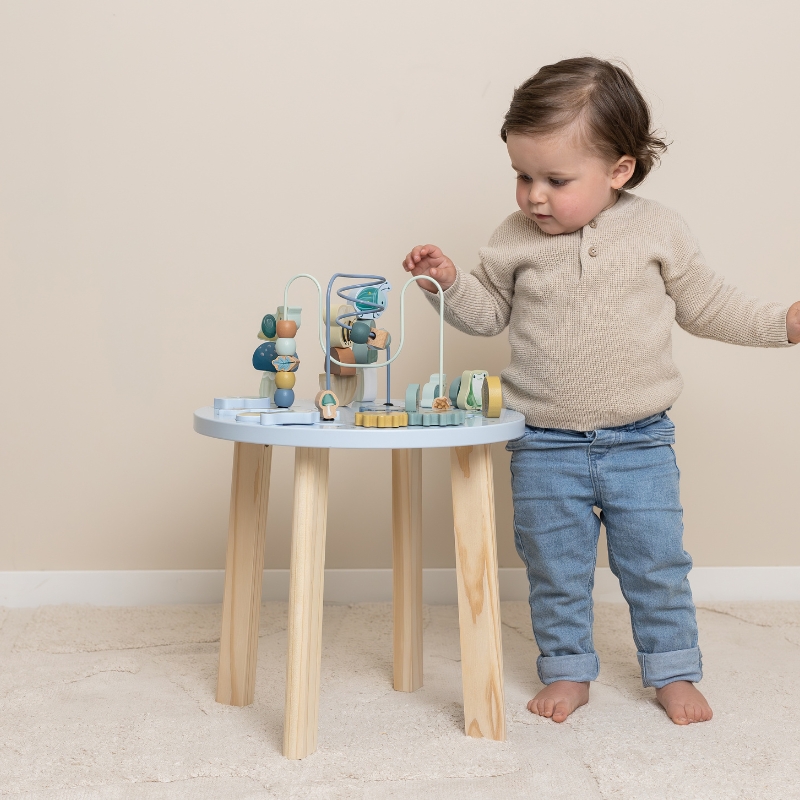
369, 328, 390, 349
275, 337, 296, 356
352, 343, 371, 364
274, 388, 295, 408
275, 371, 296, 389
277, 305, 302, 329
261, 314, 277, 339
350, 320, 371, 344
272, 355, 299, 372
329, 347, 356, 376
276, 320, 297, 338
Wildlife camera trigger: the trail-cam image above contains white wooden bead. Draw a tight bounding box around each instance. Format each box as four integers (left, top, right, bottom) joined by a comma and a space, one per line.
275, 337, 296, 356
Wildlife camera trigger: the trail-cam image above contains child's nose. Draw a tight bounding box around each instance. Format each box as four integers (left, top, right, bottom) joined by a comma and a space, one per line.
529, 183, 547, 205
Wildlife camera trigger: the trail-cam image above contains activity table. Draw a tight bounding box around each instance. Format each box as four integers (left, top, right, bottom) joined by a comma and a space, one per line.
194, 403, 526, 758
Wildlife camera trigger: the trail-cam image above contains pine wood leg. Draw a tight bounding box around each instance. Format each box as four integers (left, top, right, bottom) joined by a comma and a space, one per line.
392, 448, 423, 692
449, 444, 506, 741
216, 442, 272, 706
283, 447, 330, 760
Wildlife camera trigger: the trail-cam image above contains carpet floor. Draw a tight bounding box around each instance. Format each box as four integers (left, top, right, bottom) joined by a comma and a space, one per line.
1, 601, 798, 799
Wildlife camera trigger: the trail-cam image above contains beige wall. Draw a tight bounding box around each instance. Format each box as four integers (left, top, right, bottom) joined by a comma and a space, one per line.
1, 1, 797, 572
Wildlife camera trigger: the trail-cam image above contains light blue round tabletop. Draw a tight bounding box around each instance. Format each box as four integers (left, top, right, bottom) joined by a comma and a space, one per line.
193, 402, 526, 449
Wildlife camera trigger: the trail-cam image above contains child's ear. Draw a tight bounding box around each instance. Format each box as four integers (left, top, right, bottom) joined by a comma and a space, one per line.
610, 155, 636, 189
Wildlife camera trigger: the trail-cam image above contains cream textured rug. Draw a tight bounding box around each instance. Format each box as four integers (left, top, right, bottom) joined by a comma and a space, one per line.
1, 601, 799, 799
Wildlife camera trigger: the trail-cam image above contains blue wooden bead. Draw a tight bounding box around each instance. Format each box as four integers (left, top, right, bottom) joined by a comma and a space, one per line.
274, 388, 295, 408
253, 341, 278, 372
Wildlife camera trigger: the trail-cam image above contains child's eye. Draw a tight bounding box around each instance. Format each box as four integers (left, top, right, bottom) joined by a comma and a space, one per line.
549, 178, 569, 187
516, 174, 532, 183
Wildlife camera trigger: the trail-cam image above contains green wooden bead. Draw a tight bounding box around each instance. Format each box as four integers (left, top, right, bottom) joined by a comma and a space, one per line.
350, 320, 371, 345
352, 343, 369, 364
261, 314, 277, 339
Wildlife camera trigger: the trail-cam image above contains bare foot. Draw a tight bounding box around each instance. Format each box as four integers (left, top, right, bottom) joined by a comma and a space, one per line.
655, 681, 713, 725
527, 680, 589, 723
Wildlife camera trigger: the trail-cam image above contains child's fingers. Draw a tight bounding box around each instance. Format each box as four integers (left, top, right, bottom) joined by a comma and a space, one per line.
402, 252, 421, 271
418, 244, 441, 260
412, 244, 441, 263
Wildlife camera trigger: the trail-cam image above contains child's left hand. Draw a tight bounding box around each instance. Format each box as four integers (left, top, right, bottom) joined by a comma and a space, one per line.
787, 302, 800, 343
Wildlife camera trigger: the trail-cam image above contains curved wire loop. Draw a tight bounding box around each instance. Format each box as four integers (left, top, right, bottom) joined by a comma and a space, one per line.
282, 272, 445, 395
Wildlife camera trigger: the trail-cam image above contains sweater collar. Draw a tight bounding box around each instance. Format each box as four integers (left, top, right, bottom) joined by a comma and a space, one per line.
592, 190, 637, 225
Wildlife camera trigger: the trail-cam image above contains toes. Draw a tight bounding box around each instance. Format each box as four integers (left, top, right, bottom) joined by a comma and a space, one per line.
542, 699, 555, 718
670, 705, 689, 725
552, 701, 569, 723
685, 703, 712, 724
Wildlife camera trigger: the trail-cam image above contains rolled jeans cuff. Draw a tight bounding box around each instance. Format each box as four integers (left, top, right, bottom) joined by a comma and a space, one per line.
537, 652, 600, 684
638, 647, 703, 688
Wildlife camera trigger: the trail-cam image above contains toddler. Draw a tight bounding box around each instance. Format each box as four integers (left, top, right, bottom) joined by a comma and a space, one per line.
403, 57, 800, 726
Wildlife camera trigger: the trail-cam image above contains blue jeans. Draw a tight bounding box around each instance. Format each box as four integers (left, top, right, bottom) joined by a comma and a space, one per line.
506, 411, 702, 689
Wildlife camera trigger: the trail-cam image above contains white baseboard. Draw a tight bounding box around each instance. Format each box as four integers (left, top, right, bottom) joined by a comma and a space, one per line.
1, 567, 799, 607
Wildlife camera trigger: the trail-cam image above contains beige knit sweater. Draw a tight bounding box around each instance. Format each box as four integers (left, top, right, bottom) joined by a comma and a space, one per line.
427, 191, 793, 431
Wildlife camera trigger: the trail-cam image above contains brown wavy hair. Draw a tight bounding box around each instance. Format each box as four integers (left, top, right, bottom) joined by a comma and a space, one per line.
500, 57, 668, 189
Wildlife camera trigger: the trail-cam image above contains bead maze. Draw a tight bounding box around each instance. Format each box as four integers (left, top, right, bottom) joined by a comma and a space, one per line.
214, 271, 505, 426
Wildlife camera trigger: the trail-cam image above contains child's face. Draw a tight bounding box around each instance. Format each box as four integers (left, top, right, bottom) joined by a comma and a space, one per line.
507, 127, 635, 235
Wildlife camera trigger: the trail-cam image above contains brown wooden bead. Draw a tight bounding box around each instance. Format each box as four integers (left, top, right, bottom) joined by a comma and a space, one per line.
276, 320, 298, 338
329, 347, 356, 376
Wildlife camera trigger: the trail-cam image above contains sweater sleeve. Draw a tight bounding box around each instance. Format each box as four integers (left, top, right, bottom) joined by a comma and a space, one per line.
662, 218, 793, 347
423, 218, 519, 337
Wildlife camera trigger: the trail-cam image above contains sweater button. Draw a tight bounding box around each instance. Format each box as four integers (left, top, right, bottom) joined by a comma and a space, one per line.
588, 246, 598, 257
589, 220, 598, 228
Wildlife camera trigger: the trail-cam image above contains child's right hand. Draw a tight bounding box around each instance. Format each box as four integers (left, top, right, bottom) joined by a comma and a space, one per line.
402, 245, 457, 293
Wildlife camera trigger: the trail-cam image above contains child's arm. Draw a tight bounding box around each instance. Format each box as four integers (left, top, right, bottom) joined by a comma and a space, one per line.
786, 301, 800, 343
662, 222, 798, 347
402, 242, 514, 337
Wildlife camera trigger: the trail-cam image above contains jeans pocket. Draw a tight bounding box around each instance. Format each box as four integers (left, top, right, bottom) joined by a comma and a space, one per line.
640, 415, 676, 444
505, 426, 540, 451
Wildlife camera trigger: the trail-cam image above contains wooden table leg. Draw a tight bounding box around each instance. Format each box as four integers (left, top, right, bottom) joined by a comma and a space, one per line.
392, 448, 423, 692
217, 442, 272, 706
284, 447, 330, 759
449, 444, 506, 741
